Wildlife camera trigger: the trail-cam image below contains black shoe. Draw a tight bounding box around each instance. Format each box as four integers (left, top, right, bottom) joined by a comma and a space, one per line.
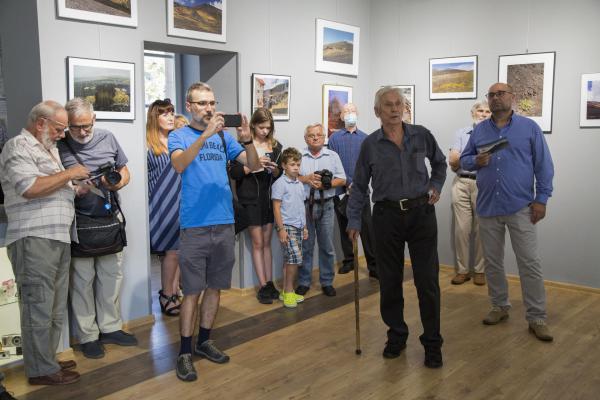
266, 281, 280, 300
194, 340, 230, 364
176, 353, 197, 382
99, 330, 138, 346
368, 270, 379, 280
321, 285, 336, 297
0, 391, 17, 400
424, 347, 443, 368
382, 341, 406, 359
338, 263, 354, 274
80, 340, 105, 359
295, 285, 309, 296
256, 285, 273, 304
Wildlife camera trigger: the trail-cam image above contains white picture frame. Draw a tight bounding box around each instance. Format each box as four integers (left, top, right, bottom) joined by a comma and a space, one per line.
429, 55, 477, 100
167, 0, 227, 43
322, 84, 353, 140
315, 19, 360, 77
56, 0, 138, 27
580, 73, 600, 128
251, 73, 291, 121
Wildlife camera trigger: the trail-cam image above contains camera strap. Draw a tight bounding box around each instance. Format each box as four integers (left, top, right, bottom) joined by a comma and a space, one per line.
308, 187, 325, 221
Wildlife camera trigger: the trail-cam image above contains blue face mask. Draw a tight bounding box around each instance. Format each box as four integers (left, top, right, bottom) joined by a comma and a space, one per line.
344, 112, 357, 127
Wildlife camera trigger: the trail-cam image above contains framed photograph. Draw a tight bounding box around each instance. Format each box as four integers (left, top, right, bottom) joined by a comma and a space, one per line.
56, 0, 138, 27
498, 52, 556, 132
322, 84, 352, 139
390, 85, 415, 124
315, 19, 360, 77
67, 57, 135, 120
251, 73, 291, 121
429, 55, 477, 100
580, 73, 600, 128
167, 0, 226, 43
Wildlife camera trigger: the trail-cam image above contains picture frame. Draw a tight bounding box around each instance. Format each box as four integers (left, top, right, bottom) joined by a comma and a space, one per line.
580, 73, 600, 128
429, 55, 477, 100
167, 0, 227, 43
390, 85, 415, 124
498, 51, 556, 132
315, 19, 360, 77
322, 84, 352, 139
56, 0, 138, 27
251, 73, 291, 121
67, 57, 135, 120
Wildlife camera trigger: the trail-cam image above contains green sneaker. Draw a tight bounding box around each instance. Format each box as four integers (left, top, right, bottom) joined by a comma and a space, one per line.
279, 291, 304, 303
283, 292, 297, 308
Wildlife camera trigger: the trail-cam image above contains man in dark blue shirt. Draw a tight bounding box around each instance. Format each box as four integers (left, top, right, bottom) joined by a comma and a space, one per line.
460, 82, 554, 342
328, 103, 376, 278
347, 86, 447, 368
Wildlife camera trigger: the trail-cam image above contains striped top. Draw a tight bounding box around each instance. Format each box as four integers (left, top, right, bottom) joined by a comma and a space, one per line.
147, 150, 181, 252
0, 129, 75, 245
327, 128, 368, 195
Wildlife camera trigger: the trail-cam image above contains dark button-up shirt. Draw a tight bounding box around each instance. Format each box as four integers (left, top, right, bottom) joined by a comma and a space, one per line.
328, 128, 367, 195
460, 113, 554, 217
347, 123, 447, 231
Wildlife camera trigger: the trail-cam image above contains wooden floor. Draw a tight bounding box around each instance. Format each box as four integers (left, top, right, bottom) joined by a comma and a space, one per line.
3, 261, 600, 400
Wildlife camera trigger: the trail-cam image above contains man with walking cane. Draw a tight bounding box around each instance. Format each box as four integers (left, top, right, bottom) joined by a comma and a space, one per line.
347, 86, 447, 368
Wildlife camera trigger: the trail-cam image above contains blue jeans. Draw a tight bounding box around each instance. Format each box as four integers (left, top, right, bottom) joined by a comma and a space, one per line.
299, 200, 336, 287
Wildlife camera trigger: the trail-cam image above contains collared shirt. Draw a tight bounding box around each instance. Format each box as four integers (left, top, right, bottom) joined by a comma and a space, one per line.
451, 125, 477, 176
328, 127, 367, 195
300, 147, 346, 200
271, 173, 306, 229
347, 123, 447, 230
0, 129, 75, 245
460, 113, 554, 217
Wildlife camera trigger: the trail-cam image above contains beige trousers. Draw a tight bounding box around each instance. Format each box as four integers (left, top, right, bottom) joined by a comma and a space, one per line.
70, 253, 123, 344
451, 176, 484, 274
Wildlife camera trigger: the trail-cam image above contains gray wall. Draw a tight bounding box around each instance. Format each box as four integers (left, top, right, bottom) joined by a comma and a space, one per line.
370, 0, 600, 287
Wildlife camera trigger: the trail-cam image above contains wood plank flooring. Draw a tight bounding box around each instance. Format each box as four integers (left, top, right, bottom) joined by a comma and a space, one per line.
2, 264, 600, 400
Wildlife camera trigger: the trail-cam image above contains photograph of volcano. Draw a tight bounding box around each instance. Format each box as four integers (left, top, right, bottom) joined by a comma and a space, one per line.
57, 0, 138, 27
168, 0, 226, 42
322, 27, 354, 64
315, 19, 360, 76
580, 73, 600, 127
429, 56, 477, 100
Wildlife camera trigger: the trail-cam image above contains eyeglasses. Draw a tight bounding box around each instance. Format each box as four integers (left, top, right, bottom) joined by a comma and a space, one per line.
69, 123, 94, 132
306, 135, 324, 140
485, 91, 512, 99
188, 100, 219, 107
41, 117, 68, 134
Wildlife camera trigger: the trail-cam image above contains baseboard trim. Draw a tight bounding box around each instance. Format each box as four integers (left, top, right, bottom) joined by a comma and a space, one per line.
122, 314, 156, 330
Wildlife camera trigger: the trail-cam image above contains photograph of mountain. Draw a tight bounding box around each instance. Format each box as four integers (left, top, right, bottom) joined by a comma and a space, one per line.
322, 27, 354, 65
57, 0, 138, 27
168, 0, 226, 42
315, 19, 360, 76
65, 0, 131, 17
580, 73, 600, 127
429, 56, 477, 100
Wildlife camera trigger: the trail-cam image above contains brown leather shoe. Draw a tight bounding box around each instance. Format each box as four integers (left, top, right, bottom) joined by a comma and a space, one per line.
529, 320, 554, 342
58, 360, 77, 370
451, 273, 471, 285
473, 273, 486, 286
28, 370, 81, 385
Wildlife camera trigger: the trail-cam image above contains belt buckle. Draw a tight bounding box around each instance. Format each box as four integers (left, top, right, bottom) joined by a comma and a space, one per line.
399, 198, 408, 211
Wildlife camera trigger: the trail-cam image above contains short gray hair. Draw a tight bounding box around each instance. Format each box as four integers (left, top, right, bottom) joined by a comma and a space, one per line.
304, 123, 324, 136
471, 100, 489, 113
27, 100, 65, 126
65, 97, 94, 119
186, 82, 213, 101
374, 86, 405, 112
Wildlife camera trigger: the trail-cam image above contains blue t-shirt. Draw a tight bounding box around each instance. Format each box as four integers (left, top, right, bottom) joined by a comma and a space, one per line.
168, 126, 244, 228
271, 173, 306, 229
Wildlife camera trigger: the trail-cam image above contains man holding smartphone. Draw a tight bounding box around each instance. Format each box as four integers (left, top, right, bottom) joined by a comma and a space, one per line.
168, 82, 260, 382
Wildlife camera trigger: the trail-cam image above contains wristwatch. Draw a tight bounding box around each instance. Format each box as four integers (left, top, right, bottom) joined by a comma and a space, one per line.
239, 139, 253, 145
275, 225, 283, 232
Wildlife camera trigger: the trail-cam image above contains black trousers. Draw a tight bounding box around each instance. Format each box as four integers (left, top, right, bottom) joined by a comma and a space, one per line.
333, 195, 376, 271
372, 202, 443, 348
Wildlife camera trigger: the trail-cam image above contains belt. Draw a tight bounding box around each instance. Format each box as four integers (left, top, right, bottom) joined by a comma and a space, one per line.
458, 174, 476, 180
305, 197, 334, 203
376, 195, 429, 211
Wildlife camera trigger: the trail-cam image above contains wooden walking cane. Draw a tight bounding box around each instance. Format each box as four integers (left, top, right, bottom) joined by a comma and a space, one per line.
353, 239, 362, 355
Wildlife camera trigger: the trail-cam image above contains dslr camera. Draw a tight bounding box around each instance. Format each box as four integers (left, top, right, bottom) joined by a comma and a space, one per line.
90, 162, 122, 186
315, 169, 333, 190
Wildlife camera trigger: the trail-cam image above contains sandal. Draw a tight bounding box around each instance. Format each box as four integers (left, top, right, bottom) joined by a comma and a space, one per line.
158, 289, 181, 316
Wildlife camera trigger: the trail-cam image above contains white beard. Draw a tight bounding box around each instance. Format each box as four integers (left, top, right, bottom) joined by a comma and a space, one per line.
71, 132, 94, 144
41, 128, 56, 150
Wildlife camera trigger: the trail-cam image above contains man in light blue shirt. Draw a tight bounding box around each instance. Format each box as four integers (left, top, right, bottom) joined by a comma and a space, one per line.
296, 123, 346, 297
460, 82, 554, 342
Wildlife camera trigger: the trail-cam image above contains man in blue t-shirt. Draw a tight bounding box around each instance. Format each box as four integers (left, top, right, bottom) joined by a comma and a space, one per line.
168, 82, 260, 382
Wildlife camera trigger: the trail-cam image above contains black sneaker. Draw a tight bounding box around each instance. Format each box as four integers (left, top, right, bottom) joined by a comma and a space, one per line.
194, 340, 230, 364
295, 285, 310, 296
266, 281, 280, 300
256, 285, 273, 304
382, 341, 406, 359
176, 353, 197, 382
424, 347, 443, 368
99, 330, 138, 346
321, 285, 336, 297
81, 340, 105, 359
338, 263, 354, 274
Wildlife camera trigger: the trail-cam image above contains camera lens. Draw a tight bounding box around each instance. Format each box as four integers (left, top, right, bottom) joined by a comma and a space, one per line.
106, 171, 122, 186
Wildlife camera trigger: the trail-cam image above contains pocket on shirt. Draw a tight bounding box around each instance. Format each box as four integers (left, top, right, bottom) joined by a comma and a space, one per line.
412, 152, 427, 174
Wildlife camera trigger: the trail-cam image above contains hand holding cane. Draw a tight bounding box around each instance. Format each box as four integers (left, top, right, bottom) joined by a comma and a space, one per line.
353, 238, 362, 355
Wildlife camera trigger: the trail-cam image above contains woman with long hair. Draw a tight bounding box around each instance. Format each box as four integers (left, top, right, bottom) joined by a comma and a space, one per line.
146, 98, 182, 316
229, 108, 283, 304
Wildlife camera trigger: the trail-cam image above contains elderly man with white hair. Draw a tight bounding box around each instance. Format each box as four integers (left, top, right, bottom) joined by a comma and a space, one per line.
0, 100, 89, 385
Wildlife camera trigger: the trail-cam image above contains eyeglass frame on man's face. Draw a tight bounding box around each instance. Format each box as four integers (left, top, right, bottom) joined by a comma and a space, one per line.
69, 123, 94, 132
187, 100, 219, 108
306, 134, 324, 140
485, 90, 513, 99
41, 117, 68, 134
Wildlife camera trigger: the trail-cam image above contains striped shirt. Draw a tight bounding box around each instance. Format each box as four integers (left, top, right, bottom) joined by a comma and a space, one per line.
0, 129, 75, 245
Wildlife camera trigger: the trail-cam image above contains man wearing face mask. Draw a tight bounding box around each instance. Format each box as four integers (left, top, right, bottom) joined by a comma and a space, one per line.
57, 97, 135, 360
328, 103, 377, 278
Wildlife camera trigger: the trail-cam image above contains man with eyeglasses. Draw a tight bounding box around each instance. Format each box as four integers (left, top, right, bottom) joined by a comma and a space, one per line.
347, 86, 447, 368
168, 82, 260, 382
460, 82, 555, 342
57, 97, 135, 359
0, 101, 89, 385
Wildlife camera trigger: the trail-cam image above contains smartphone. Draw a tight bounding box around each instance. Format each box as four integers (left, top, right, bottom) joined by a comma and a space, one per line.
223, 114, 242, 127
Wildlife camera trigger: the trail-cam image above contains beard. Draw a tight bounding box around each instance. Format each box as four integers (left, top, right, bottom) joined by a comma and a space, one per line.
71, 129, 94, 144
41, 127, 56, 150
